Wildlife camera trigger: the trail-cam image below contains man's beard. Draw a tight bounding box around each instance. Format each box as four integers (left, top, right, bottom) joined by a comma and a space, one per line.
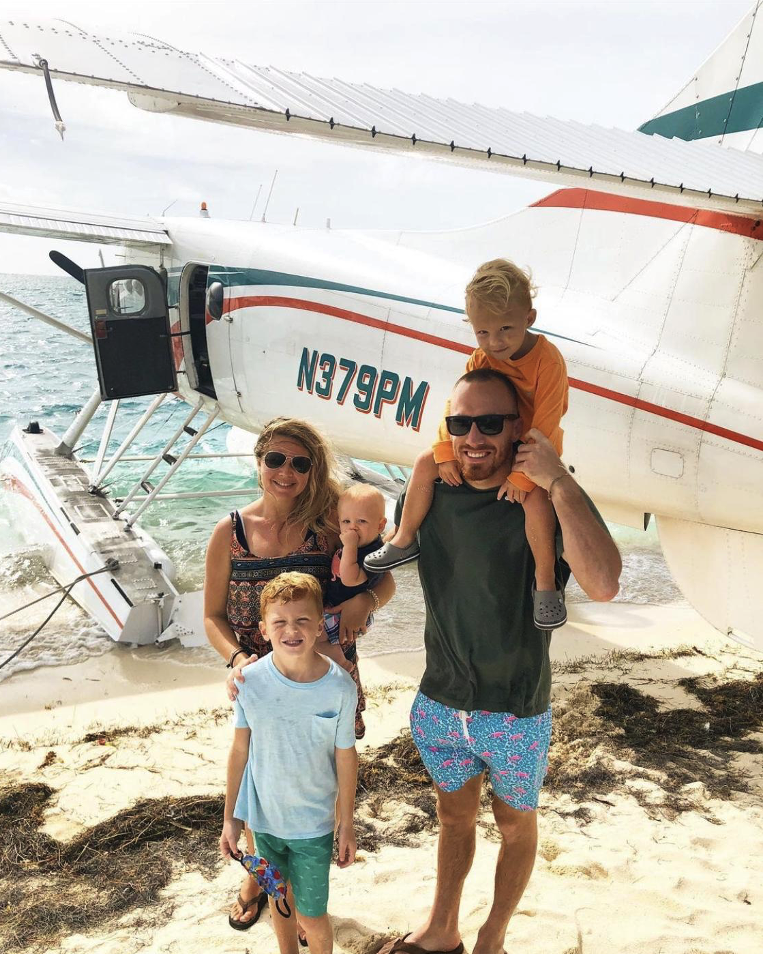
459, 442, 513, 482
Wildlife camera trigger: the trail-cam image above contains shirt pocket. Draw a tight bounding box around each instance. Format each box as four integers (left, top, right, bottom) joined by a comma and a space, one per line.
311, 712, 339, 746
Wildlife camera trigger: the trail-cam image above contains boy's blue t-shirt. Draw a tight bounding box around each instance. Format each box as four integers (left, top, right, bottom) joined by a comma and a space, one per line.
233, 653, 357, 840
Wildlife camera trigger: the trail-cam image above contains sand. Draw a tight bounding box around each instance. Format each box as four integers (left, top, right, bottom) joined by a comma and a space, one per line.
1, 602, 761, 954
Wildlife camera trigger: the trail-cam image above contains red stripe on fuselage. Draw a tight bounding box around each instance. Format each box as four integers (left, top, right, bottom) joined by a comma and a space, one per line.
227, 294, 762, 452
531, 188, 763, 240
567, 377, 762, 450
223, 295, 473, 354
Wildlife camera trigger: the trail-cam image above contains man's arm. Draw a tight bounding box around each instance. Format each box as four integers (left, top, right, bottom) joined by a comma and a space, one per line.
335, 745, 358, 867
514, 429, 621, 601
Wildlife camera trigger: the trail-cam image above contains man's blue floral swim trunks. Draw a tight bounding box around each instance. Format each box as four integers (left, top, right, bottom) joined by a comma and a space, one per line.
410, 691, 552, 810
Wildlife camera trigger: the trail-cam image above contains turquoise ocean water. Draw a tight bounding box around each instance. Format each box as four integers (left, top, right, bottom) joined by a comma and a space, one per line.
0, 274, 682, 681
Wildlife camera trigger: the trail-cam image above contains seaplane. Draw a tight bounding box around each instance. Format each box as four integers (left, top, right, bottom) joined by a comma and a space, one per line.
0, 8, 761, 653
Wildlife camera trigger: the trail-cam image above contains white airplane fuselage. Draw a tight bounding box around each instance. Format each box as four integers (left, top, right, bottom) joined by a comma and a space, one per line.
3, 188, 760, 650
151, 191, 761, 538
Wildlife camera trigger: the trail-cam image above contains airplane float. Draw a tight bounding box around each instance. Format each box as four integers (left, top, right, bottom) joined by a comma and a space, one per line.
0, 8, 761, 651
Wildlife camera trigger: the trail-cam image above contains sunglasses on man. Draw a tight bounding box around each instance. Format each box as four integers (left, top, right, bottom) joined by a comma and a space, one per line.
262, 451, 313, 474
445, 414, 520, 437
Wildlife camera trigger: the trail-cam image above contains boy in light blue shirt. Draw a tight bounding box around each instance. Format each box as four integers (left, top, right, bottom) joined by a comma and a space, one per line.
220, 571, 358, 954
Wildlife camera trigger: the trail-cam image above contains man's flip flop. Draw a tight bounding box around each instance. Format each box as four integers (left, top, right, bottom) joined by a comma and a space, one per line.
378, 936, 465, 954
363, 540, 420, 571
228, 890, 268, 930
532, 584, 567, 630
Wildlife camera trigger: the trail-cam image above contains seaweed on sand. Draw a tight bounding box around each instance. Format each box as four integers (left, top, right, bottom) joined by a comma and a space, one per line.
1, 673, 759, 951
548, 673, 762, 814
356, 732, 439, 842
0, 735, 438, 952
0, 786, 223, 952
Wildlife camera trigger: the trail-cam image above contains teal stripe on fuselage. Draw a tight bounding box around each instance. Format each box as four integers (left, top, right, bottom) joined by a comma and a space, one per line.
209, 266, 466, 315
639, 82, 763, 141
172, 264, 589, 347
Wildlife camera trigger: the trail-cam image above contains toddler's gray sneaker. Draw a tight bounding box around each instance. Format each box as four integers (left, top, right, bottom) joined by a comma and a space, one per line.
532, 585, 567, 630
363, 540, 420, 571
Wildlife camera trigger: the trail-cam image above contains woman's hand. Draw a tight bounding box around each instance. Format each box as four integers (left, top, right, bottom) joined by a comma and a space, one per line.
324, 591, 374, 645
226, 654, 258, 701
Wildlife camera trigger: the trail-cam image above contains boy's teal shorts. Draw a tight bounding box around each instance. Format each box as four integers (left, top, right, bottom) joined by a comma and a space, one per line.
254, 830, 334, 917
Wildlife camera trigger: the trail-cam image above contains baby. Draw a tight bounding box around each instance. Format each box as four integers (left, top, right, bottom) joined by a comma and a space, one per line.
320, 484, 386, 736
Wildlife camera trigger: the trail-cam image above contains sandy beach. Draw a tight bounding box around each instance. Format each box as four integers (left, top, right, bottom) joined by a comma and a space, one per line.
1, 601, 761, 954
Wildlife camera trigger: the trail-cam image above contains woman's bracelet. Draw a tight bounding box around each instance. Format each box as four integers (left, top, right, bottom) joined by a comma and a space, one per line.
547, 470, 574, 501
367, 588, 381, 614
227, 647, 247, 669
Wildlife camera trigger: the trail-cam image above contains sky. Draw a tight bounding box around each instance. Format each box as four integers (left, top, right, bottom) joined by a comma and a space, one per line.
0, 0, 754, 274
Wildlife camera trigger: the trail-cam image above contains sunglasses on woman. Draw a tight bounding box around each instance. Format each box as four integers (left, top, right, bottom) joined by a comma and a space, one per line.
445, 413, 519, 437
262, 451, 313, 474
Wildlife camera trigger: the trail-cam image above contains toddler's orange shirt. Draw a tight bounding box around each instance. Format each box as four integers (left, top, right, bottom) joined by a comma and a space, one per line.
432, 334, 568, 493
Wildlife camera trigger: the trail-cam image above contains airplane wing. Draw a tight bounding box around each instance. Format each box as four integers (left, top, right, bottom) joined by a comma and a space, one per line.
0, 19, 760, 216
0, 201, 170, 246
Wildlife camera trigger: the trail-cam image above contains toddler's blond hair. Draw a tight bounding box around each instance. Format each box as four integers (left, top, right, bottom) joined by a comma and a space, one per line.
465, 259, 537, 314
338, 482, 386, 517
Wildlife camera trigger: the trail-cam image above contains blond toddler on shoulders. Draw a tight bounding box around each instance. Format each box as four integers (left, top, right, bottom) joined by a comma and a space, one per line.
364, 258, 570, 630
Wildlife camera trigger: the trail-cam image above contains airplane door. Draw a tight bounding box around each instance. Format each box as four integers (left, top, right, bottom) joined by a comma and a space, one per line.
177, 263, 242, 417
203, 267, 244, 414
185, 265, 215, 398
84, 265, 177, 400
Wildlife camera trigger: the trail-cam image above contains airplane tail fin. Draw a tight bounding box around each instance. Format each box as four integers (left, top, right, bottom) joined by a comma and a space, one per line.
639, 1, 762, 152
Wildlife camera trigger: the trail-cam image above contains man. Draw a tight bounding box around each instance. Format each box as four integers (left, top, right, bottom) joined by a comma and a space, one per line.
382, 368, 621, 954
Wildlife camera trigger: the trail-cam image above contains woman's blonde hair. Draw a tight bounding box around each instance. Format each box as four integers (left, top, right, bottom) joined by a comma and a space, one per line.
465, 259, 537, 314
255, 418, 341, 536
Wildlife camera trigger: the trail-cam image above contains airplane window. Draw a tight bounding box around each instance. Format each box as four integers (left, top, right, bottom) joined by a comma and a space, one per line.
206, 281, 224, 320
108, 278, 146, 316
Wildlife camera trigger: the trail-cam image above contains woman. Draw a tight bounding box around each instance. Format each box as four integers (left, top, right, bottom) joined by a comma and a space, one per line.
204, 417, 395, 931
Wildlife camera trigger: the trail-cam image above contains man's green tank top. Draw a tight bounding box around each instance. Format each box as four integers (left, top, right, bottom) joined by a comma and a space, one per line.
396, 481, 605, 717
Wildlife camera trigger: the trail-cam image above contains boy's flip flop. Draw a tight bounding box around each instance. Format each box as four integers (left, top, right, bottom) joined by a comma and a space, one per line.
228, 890, 268, 930
532, 584, 567, 630
363, 540, 420, 571
378, 937, 465, 954
233, 851, 292, 919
